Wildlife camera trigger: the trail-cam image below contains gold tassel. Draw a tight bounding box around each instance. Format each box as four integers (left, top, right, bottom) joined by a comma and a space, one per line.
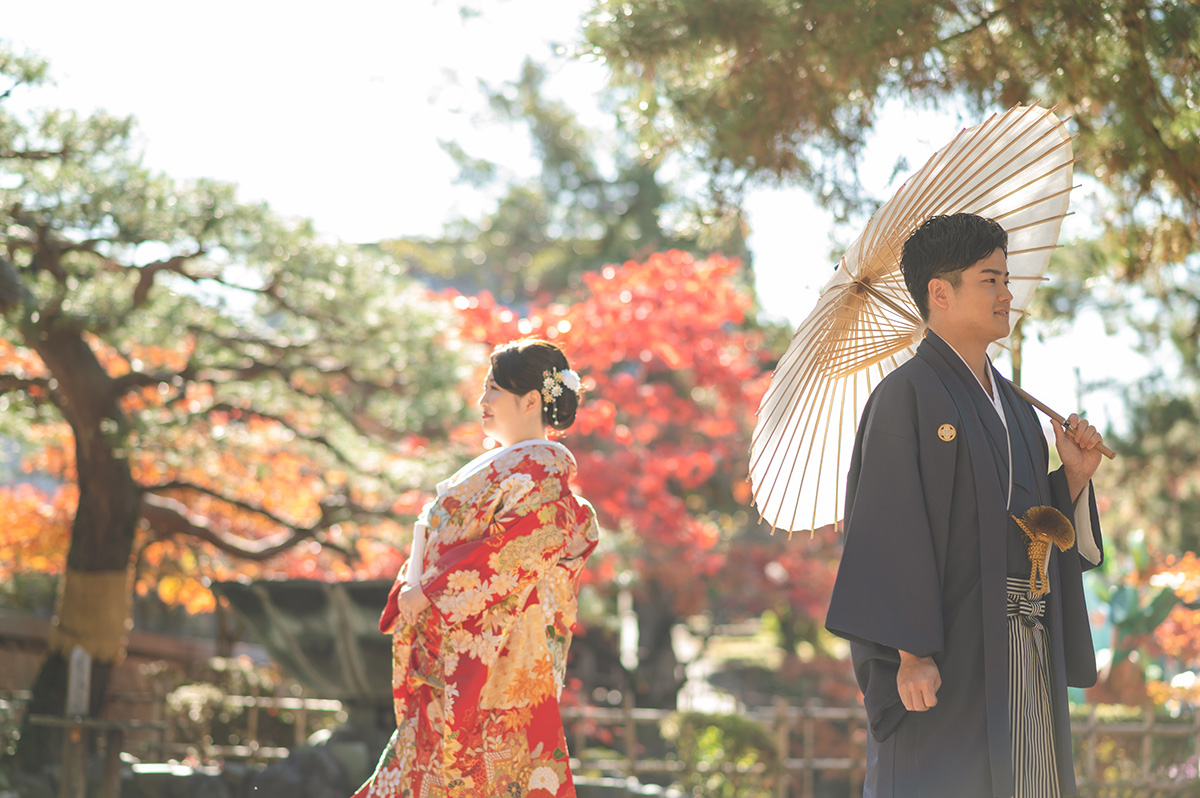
1011, 506, 1075, 597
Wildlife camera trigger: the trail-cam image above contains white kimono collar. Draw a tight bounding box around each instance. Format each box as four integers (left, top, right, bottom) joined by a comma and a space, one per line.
436, 438, 575, 496
405, 438, 574, 588
942, 338, 1013, 510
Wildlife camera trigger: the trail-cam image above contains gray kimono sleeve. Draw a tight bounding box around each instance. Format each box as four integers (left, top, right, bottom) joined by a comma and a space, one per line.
826, 378, 952, 740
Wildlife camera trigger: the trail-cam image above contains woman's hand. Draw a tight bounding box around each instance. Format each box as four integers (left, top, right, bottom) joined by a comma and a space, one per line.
396, 585, 431, 625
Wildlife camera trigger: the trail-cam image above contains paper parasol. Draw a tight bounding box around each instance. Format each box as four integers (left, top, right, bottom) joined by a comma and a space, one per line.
750, 103, 1099, 535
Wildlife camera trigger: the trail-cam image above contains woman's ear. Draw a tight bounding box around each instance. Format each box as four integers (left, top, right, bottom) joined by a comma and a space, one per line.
522, 389, 542, 415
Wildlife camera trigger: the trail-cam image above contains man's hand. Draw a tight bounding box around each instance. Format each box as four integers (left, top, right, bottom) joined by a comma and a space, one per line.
1054, 412, 1103, 501
897, 651, 942, 712
396, 585, 431, 626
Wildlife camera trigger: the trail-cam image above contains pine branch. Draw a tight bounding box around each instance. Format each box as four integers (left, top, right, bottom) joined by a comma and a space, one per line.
0, 147, 66, 161
147, 400, 367, 473
0, 374, 52, 397
121, 356, 379, 444
112, 370, 185, 394
130, 249, 208, 309
206, 402, 364, 472
194, 363, 398, 443
185, 326, 319, 357
144, 478, 398, 529
139, 489, 370, 562
143, 479, 316, 530
140, 493, 318, 562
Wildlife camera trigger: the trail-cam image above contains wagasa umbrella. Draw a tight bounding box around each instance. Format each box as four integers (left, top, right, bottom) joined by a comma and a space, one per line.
750, 103, 1112, 536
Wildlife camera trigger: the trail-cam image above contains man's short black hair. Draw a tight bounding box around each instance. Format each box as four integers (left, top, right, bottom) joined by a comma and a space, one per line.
901, 213, 1009, 320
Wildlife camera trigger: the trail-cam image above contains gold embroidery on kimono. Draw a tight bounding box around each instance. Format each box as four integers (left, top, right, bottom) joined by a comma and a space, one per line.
353, 441, 599, 798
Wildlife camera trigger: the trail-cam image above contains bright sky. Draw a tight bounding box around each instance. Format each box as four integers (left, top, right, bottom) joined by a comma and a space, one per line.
5, 0, 1140, 434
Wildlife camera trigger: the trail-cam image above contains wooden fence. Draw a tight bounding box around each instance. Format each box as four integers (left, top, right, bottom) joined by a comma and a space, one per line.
4, 690, 1198, 796
562, 697, 865, 798
1, 688, 346, 763
559, 697, 1200, 798
1071, 704, 1200, 796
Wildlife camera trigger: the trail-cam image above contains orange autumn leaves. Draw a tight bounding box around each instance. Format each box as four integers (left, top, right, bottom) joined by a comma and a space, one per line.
1150, 553, 1200, 703
0, 483, 73, 580
1, 332, 412, 613
0, 340, 72, 580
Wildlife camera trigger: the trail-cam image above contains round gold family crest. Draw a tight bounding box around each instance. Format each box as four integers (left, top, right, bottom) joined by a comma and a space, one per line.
938, 424, 957, 442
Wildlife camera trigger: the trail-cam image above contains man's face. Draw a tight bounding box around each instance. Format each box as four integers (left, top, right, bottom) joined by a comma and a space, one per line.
934, 248, 1013, 345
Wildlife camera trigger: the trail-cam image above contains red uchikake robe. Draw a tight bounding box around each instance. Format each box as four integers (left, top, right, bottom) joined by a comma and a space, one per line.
352, 440, 599, 798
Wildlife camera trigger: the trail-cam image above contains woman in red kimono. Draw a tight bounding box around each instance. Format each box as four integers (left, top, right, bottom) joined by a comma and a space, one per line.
352, 338, 599, 798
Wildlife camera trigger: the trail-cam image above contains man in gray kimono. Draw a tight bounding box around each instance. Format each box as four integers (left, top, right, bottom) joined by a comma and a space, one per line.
825, 213, 1105, 798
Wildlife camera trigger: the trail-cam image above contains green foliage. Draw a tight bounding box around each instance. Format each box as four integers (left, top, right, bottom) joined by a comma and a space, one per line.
0, 570, 57, 613
0, 45, 48, 92
585, 0, 928, 215
0, 42, 475, 570
383, 59, 752, 304
661, 711, 779, 797
1033, 253, 1200, 555
0, 44, 484, 765
585, 0, 1200, 268
1093, 576, 1179, 667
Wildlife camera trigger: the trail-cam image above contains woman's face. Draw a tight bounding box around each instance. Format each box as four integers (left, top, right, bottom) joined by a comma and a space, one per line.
478, 369, 539, 447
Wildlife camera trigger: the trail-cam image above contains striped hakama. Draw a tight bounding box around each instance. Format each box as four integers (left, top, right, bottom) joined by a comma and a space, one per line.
1007, 576, 1061, 798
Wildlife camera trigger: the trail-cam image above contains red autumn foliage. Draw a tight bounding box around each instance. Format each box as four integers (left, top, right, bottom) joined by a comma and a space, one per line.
453, 250, 820, 620
716, 523, 842, 625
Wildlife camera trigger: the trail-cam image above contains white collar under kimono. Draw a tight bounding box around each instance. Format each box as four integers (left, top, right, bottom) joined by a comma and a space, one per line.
941, 337, 1101, 569
404, 438, 575, 587
945, 341, 1013, 510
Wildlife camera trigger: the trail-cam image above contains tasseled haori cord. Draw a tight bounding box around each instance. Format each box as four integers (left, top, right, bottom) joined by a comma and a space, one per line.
1011, 506, 1076, 597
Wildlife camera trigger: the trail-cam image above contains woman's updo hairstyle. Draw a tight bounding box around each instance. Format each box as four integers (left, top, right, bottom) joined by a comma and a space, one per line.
489, 338, 580, 431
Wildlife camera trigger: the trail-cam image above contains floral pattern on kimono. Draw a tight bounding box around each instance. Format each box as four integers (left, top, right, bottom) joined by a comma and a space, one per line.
352, 440, 599, 798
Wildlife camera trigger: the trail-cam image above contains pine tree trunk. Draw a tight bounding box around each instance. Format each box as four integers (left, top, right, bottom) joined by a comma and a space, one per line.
15, 327, 139, 772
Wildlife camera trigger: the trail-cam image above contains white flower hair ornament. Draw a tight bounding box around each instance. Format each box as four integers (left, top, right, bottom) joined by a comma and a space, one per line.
541, 367, 581, 425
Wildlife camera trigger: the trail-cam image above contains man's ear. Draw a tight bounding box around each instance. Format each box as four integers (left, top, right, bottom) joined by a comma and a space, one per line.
927, 277, 953, 313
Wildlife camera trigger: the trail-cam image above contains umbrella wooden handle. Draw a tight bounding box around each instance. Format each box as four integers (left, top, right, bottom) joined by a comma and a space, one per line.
1008, 383, 1116, 460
